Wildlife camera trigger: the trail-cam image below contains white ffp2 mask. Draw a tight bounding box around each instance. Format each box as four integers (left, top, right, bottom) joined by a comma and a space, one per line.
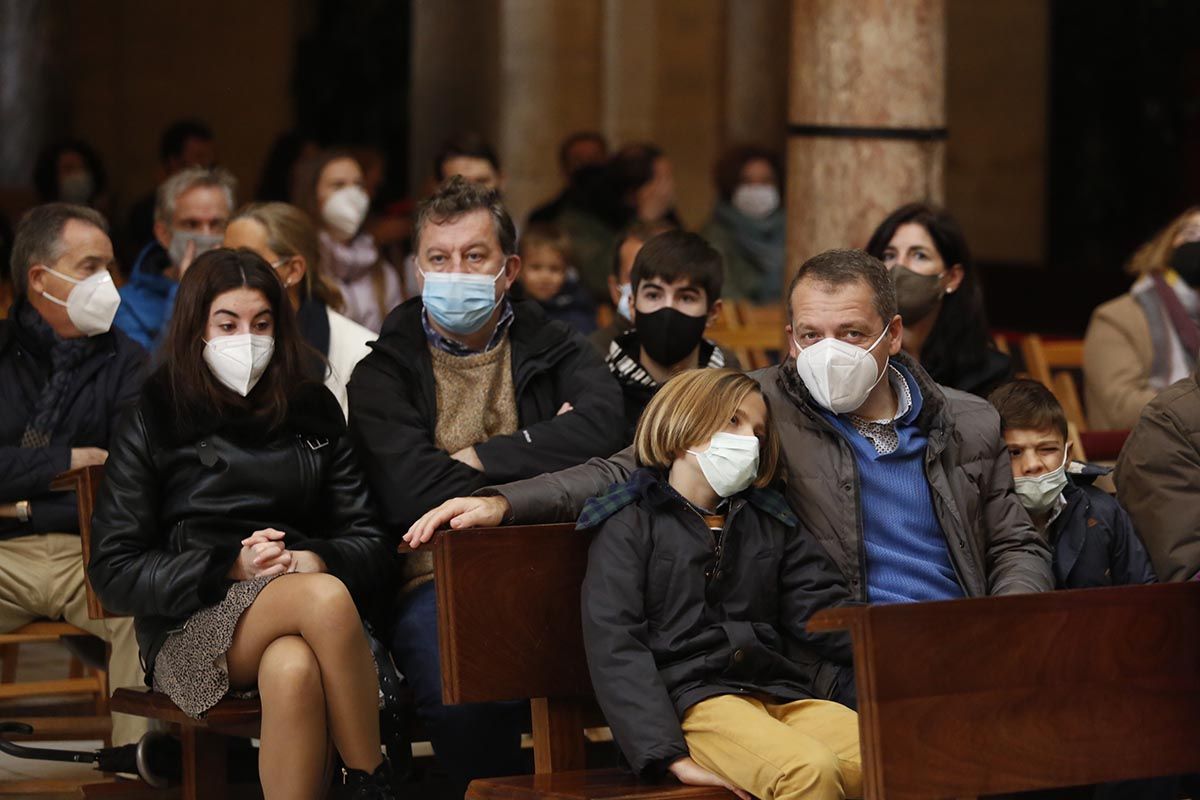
203, 334, 275, 396
687, 432, 760, 498
321, 185, 370, 239
794, 327, 890, 414
40, 267, 121, 337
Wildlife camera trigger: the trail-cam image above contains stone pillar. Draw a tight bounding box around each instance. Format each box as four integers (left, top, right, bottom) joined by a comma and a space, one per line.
498, 0, 604, 223
786, 0, 946, 276
0, 0, 58, 185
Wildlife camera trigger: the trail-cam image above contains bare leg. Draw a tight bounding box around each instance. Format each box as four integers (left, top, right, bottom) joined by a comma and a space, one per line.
226, 574, 383, 777
255, 636, 328, 799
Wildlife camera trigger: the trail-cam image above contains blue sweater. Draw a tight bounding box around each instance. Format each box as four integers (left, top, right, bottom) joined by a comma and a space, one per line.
827, 364, 963, 604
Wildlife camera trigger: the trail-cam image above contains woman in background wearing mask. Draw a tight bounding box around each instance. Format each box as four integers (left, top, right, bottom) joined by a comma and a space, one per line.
1083, 207, 1200, 429
89, 249, 396, 799
700, 145, 786, 305
297, 150, 401, 333
224, 202, 375, 417
865, 202, 1012, 398
33, 140, 111, 211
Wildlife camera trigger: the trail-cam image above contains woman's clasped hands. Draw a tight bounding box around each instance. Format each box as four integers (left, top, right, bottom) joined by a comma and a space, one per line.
229, 528, 326, 580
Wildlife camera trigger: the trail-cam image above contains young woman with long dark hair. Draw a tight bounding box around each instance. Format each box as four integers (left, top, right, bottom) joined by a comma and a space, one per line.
865, 202, 1012, 397
89, 248, 395, 799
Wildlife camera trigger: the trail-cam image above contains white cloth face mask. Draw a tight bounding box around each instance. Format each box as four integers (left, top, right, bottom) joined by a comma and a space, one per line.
687, 431, 761, 498
321, 185, 370, 239
1013, 445, 1070, 515
794, 327, 890, 414
203, 334, 275, 396
731, 183, 780, 219
40, 267, 121, 337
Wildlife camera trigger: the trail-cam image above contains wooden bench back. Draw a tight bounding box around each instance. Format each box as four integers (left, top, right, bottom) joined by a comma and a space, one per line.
433, 524, 595, 772
810, 582, 1200, 799
50, 465, 110, 620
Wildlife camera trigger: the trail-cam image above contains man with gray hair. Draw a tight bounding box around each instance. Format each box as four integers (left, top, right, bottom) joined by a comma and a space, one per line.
348, 175, 625, 793
0, 203, 147, 746
113, 166, 236, 350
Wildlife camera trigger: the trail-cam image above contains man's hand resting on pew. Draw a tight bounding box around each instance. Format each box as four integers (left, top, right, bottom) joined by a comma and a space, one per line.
401, 495, 512, 551
669, 756, 750, 800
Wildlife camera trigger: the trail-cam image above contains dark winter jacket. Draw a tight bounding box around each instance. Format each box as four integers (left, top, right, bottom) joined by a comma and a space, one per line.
1045, 466, 1156, 589
0, 300, 146, 540
348, 297, 626, 535
579, 469, 854, 778
89, 375, 390, 678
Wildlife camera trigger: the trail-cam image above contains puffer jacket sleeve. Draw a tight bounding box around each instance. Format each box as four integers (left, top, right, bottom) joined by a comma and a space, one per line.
288, 435, 392, 610
982, 428, 1055, 594
483, 446, 636, 524
473, 331, 627, 482
1116, 394, 1200, 582
88, 408, 240, 619
779, 521, 855, 665
581, 515, 689, 778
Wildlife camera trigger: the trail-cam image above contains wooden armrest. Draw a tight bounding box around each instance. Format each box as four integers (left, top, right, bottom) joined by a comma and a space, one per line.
51, 464, 110, 621
806, 605, 865, 634
49, 465, 104, 494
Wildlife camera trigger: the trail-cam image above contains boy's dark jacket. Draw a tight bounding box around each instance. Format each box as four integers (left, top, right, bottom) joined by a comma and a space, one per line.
577, 469, 854, 778
1049, 465, 1156, 588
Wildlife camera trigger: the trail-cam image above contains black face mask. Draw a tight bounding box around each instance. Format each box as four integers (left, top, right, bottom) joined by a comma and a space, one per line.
635, 306, 709, 367
1170, 240, 1200, 288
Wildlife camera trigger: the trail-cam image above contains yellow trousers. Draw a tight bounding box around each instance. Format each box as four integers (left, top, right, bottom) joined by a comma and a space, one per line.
682, 694, 863, 800
0, 533, 147, 746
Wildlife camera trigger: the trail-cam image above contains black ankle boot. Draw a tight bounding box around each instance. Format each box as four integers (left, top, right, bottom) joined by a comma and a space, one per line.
340, 756, 395, 799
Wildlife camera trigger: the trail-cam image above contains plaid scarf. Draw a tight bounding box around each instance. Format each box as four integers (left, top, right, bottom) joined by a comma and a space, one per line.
17, 303, 95, 449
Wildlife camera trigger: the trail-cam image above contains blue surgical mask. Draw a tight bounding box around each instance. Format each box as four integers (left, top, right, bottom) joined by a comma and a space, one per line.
616, 282, 633, 321
420, 261, 507, 335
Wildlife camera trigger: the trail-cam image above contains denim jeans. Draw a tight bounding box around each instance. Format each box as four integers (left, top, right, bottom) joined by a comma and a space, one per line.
388, 581, 528, 794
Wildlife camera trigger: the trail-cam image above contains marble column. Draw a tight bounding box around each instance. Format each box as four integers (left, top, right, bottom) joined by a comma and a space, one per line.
786, 0, 946, 278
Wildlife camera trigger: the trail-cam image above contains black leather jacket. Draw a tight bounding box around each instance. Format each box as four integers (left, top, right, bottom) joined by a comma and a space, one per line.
89, 375, 391, 678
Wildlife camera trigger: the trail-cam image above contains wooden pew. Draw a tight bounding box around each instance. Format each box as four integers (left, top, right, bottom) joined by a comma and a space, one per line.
433, 524, 731, 800
808, 582, 1200, 798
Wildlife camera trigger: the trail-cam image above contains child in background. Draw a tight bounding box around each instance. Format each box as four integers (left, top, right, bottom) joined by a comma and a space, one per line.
989, 379, 1156, 588
579, 368, 861, 800
513, 222, 596, 334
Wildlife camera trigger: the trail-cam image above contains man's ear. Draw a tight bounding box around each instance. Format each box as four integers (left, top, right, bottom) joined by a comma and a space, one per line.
887, 314, 904, 355
153, 220, 172, 251
502, 254, 521, 290
786, 324, 798, 358
607, 275, 621, 307
26, 264, 48, 295
706, 298, 723, 329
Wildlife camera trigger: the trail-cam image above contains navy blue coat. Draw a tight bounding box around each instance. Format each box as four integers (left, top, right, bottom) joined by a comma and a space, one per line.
1049, 472, 1156, 589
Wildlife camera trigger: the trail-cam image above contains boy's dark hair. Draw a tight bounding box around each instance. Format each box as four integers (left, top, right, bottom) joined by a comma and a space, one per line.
434, 132, 500, 181
630, 230, 723, 309
787, 248, 896, 326
160, 118, 214, 164
988, 378, 1069, 440
414, 175, 517, 257
611, 219, 678, 278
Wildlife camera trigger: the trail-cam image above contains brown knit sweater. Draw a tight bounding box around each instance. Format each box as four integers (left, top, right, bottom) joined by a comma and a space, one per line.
402, 339, 519, 591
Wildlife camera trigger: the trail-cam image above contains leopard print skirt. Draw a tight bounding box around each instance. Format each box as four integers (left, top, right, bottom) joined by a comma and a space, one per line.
151, 575, 277, 719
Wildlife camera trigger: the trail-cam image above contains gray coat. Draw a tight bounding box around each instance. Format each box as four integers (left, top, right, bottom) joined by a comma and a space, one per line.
489, 353, 1053, 602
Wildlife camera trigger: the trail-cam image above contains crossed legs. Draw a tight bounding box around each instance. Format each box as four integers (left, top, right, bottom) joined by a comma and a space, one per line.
226, 573, 382, 800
